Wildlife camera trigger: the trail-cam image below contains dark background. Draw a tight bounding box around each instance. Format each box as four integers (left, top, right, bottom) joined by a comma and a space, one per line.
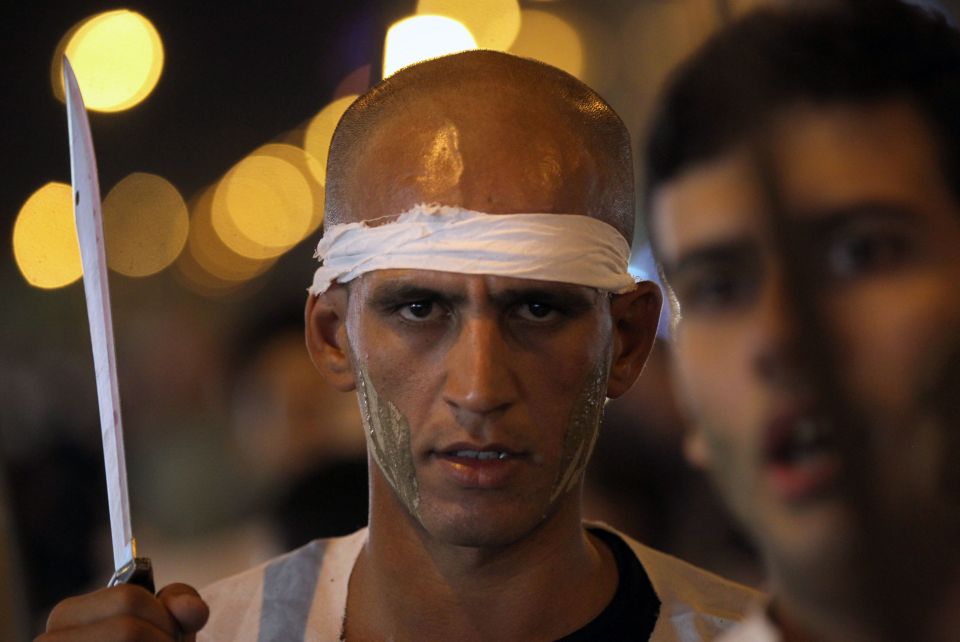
2, 0, 958, 638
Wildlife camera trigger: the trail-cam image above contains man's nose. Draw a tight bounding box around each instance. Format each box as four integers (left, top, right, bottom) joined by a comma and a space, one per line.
750, 271, 807, 388
442, 315, 518, 428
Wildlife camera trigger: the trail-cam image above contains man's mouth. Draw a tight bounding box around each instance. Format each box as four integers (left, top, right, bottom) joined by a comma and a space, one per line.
763, 413, 842, 502
767, 417, 834, 462
438, 444, 526, 465
449, 450, 512, 461
432, 444, 528, 488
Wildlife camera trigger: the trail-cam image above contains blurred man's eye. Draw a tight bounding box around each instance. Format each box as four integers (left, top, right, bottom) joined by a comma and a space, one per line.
673, 267, 756, 314
825, 225, 911, 280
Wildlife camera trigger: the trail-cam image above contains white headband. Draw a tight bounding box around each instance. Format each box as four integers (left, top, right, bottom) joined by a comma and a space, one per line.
308, 203, 636, 295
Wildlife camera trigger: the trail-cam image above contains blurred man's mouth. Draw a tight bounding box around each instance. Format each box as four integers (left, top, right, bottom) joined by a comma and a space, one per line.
764, 411, 842, 502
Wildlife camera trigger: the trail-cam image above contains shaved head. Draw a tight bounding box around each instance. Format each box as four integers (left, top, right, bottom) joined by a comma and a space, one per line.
324, 50, 635, 242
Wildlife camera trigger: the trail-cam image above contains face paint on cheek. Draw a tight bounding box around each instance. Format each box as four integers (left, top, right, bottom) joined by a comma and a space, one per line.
355, 366, 421, 517
550, 357, 610, 502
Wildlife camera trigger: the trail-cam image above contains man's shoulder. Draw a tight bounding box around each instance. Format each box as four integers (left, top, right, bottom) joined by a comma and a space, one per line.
715, 610, 781, 642
198, 527, 367, 642
590, 523, 765, 640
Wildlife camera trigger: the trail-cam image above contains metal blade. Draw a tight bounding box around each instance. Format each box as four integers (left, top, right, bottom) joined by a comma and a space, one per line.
63, 57, 136, 572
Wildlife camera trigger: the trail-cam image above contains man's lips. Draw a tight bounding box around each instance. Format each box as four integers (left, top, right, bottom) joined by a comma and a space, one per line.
762, 411, 842, 502
430, 443, 529, 488
434, 442, 526, 459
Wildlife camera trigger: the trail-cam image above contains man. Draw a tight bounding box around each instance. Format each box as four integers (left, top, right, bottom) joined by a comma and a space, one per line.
39, 51, 756, 641
644, 2, 960, 641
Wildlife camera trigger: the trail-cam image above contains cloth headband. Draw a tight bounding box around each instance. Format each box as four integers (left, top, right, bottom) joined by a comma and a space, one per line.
308, 203, 636, 295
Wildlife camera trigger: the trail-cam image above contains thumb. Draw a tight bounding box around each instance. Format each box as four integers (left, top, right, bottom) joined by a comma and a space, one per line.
157, 583, 210, 635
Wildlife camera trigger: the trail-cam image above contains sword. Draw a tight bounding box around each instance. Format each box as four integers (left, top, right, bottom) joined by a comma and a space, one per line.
63, 57, 154, 593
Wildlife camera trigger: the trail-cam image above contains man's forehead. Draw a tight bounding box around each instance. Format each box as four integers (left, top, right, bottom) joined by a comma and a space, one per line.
654, 100, 953, 263
652, 148, 764, 264
769, 101, 949, 213
338, 104, 601, 224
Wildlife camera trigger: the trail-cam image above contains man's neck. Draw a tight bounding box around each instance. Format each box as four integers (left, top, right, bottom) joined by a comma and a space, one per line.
771, 555, 960, 642
344, 491, 618, 641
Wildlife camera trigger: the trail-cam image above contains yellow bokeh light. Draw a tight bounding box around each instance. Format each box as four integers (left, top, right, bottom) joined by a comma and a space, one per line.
52, 10, 164, 112
102, 173, 188, 277
186, 185, 275, 283
211, 156, 313, 260
173, 241, 264, 299
509, 10, 583, 79
50, 16, 93, 99
12, 182, 82, 290
416, 0, 521, 51
383, 15, 478, 78
303, 95, 358, 185
252, 143, 325, 236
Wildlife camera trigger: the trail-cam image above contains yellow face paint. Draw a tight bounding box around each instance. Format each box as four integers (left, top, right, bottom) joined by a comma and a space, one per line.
355, 366, 421, 517
550, 357, 609, 502
355, 352, 609, 516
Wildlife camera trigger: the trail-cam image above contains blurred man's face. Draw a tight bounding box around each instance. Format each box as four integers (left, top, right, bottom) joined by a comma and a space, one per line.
651, 101, 960, 578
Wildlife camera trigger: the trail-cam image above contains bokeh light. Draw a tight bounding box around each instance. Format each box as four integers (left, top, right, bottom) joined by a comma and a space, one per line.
416, 0, 521, 51
173, 241, 260, 298
383, 15, 477, 78
12, 182, 82, 289
303, 95, 358, 185
52, 10, 164, 112
102, 173, 188, 277
211, 155, 313, 260
252, 144, 325, 236
185, 186, 275, 285
509, 9, 583, 79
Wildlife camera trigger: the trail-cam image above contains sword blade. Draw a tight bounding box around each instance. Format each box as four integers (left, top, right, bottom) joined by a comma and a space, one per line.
63, 57, 135, 573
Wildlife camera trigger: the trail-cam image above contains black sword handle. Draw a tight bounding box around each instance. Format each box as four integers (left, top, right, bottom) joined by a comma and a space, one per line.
108, 557, 155, 594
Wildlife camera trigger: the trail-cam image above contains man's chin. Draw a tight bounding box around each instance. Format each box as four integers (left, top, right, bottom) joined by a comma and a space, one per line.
416, 504, 554, 550
760, 500, 859, 595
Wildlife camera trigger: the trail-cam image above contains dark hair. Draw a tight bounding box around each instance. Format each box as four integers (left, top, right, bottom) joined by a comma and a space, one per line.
642, 0, 960, 235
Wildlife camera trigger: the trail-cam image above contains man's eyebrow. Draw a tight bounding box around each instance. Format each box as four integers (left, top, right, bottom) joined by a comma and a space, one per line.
663, 236, 758, 278
367, 282, 466, 307
795, 202, 916, 235
489, 285, 600, 308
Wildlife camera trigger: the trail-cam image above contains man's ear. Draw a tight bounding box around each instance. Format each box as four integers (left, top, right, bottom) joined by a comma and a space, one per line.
606, 280, 662, 399
683, 427, 711, 470
305, 287, 356, 392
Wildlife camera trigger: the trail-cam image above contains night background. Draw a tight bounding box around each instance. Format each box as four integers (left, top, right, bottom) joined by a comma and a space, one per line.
1, 0, 957, 638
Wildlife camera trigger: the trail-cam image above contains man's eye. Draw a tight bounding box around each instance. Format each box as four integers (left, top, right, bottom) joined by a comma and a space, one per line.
826, 229, 910, 280
516, 302, 557, 321
674, 270, 755, 314
398, 301, 439, 321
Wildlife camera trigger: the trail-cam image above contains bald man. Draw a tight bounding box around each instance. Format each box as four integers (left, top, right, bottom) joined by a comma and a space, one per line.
39, 51, 756, 642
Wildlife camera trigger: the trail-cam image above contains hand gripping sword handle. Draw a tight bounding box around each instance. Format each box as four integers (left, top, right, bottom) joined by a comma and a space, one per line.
108, 557, 155, 593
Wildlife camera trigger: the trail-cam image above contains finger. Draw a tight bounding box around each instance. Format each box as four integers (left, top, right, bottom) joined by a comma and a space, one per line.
157, 583, 209, 633
36, 614, 176, 642
45, 585, 179, 637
